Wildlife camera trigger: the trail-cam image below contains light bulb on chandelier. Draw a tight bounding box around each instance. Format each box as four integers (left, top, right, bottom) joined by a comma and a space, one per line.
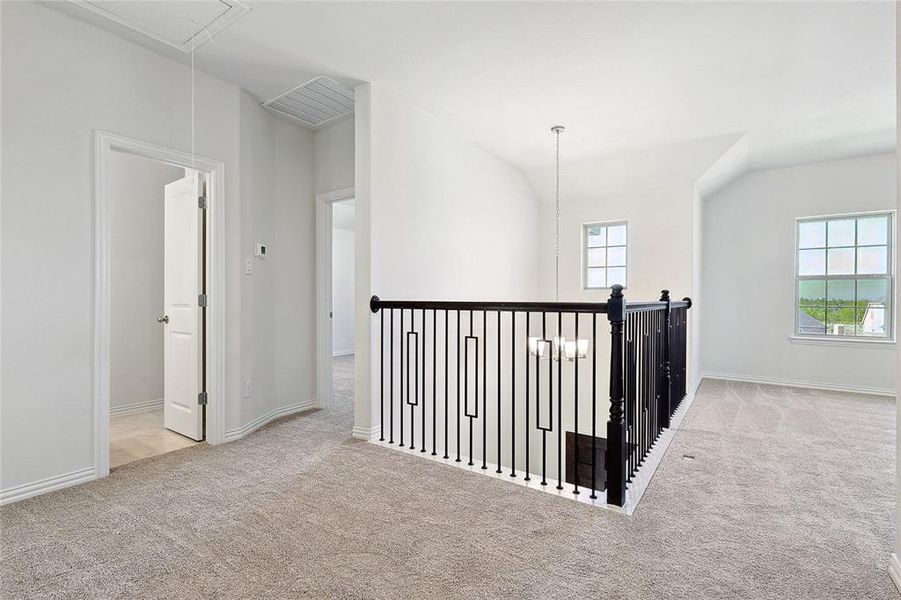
529, 125, 589, 362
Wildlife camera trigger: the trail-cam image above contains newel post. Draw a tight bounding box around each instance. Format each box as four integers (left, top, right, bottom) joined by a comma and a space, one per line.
605, 284, 627, 507
660, 290, 672, 429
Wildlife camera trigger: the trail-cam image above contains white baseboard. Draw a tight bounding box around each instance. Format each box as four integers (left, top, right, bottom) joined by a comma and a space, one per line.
889, 553, 901, 594
110, 398, 164, 416
332, 350, 355, 357
224, 399, 316, 442
701, 372, 894, 397
352, 424, 380, 441
0, 467, 96, 506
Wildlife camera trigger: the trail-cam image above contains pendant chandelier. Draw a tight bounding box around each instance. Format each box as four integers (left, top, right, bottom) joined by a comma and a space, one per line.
529, 125, 589, 362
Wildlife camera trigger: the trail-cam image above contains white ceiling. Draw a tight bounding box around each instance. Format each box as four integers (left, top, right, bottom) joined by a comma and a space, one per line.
57, 1, 895, 173
70, 0, 249, 52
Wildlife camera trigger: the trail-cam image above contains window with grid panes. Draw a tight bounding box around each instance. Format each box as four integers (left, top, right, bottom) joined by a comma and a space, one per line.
583, 221, 627, 289
796, 213, 893, 339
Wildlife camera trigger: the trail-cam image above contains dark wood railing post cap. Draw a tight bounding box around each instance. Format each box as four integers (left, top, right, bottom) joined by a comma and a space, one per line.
370, 295, 381, 313
607, 284, 625, 322
659, 289, 670, 301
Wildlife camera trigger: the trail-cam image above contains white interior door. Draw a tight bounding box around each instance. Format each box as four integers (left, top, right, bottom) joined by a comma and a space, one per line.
163, 171, 204, 440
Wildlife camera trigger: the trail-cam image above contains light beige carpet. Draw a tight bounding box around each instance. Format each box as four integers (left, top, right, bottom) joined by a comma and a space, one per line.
1, 358, 896, 598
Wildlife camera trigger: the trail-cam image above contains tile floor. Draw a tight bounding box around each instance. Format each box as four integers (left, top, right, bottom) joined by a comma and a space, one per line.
110, 409, 201, 468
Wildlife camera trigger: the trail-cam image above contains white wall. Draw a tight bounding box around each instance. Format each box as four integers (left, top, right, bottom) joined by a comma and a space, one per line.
332, 221, 356, 356
531, 135, 744, 393
238, 95, 316, 434
355, 84, 540, 456
702, 153, 896, 394
0, 3, 315, 496
2, 2, 239, 493
315, 118, 355, 194
537, 190, 694, 304
109, 151, 183, 411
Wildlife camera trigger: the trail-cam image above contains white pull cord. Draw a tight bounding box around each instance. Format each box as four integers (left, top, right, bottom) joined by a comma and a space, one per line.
190, 21, 196, 171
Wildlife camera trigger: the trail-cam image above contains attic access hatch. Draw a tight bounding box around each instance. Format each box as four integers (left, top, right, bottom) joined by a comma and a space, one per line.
262, 77, 355, 130
69, 0, 249, 52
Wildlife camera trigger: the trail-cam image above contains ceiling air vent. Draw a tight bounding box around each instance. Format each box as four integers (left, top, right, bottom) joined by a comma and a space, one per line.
262, 77, 355, 130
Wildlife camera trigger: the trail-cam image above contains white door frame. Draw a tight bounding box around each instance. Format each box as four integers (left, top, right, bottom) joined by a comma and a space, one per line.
316, 187, 355, 409
93, 130, 227, 478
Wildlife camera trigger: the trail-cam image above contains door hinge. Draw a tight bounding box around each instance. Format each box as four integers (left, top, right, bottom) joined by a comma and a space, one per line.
198, 293, 208, 307
198, 195, 207, 210
198, 391, 208, 406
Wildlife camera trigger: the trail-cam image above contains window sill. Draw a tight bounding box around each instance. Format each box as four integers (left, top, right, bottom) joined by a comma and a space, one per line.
788, 335, 895, 348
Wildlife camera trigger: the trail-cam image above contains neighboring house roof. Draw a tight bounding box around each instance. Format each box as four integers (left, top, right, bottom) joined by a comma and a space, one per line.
797, 309, 825, 331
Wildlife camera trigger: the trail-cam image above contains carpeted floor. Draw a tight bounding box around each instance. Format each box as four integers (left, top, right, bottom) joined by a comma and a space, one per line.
1, 358, 896, 599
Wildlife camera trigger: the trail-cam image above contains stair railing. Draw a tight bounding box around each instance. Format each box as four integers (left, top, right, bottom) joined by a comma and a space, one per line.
369, 285, 691, 507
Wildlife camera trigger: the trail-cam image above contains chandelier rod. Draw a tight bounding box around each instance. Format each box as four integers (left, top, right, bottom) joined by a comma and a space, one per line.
552, 125, 565, 303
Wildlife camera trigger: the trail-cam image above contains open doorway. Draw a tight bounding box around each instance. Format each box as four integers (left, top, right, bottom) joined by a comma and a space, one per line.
330, 199, 355, 410
107, 150, 205, 468
315, 187, 355, 414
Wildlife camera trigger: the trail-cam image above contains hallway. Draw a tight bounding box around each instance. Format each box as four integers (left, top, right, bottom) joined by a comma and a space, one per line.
1, 376, 895, 598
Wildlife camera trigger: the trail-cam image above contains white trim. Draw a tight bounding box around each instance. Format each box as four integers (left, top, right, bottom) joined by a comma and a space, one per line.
224, 400, 317, 442
702, 372, 895, 397
352, 424, 379, 441
109, 398, 164, 416
788, 335, 895, 349
94, 130, 227, 484
370, 438, 619, 511
332, 349, 355, 357
0, 467, 96, 506
316, 187, 356, 416
368, 379, 701, 515
889, 554, 901, 594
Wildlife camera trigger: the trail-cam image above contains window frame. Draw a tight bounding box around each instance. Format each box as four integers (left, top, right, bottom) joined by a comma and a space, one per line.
793, 210, 895, 342
582, 219, 628, 291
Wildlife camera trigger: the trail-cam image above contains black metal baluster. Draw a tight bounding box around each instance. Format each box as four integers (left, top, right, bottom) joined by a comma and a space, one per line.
380, 309, 385, 441
406, 322, 418, 452
556, 311, 563, 490
443, 309, 449, 459
469, 311, 474, 466
456, 309, 461, 462
651, 310, 661, 448
511, 312, 517, 477
496, 310, 502, 474
626, 312, 633, 480
652, 311, 657, 446
573, 313, 579, 495
524, 312, 531, 481
590, 312, 597, 499
432, 309, 437, 455
641, 310, 647, 465
421, 309, 426, 453
482, 310, 488, 470
541, 312, 547, 486
390, 309, 395, 444
400, 309, 404, 447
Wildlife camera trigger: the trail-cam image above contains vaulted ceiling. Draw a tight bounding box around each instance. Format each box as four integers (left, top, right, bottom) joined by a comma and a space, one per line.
56, 1, 895, 174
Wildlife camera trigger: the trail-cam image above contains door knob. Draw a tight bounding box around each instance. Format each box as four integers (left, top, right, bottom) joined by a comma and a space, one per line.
157, 315, 169, 324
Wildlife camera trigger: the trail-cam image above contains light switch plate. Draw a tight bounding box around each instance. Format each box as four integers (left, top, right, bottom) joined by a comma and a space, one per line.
244, 259, 253, 275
